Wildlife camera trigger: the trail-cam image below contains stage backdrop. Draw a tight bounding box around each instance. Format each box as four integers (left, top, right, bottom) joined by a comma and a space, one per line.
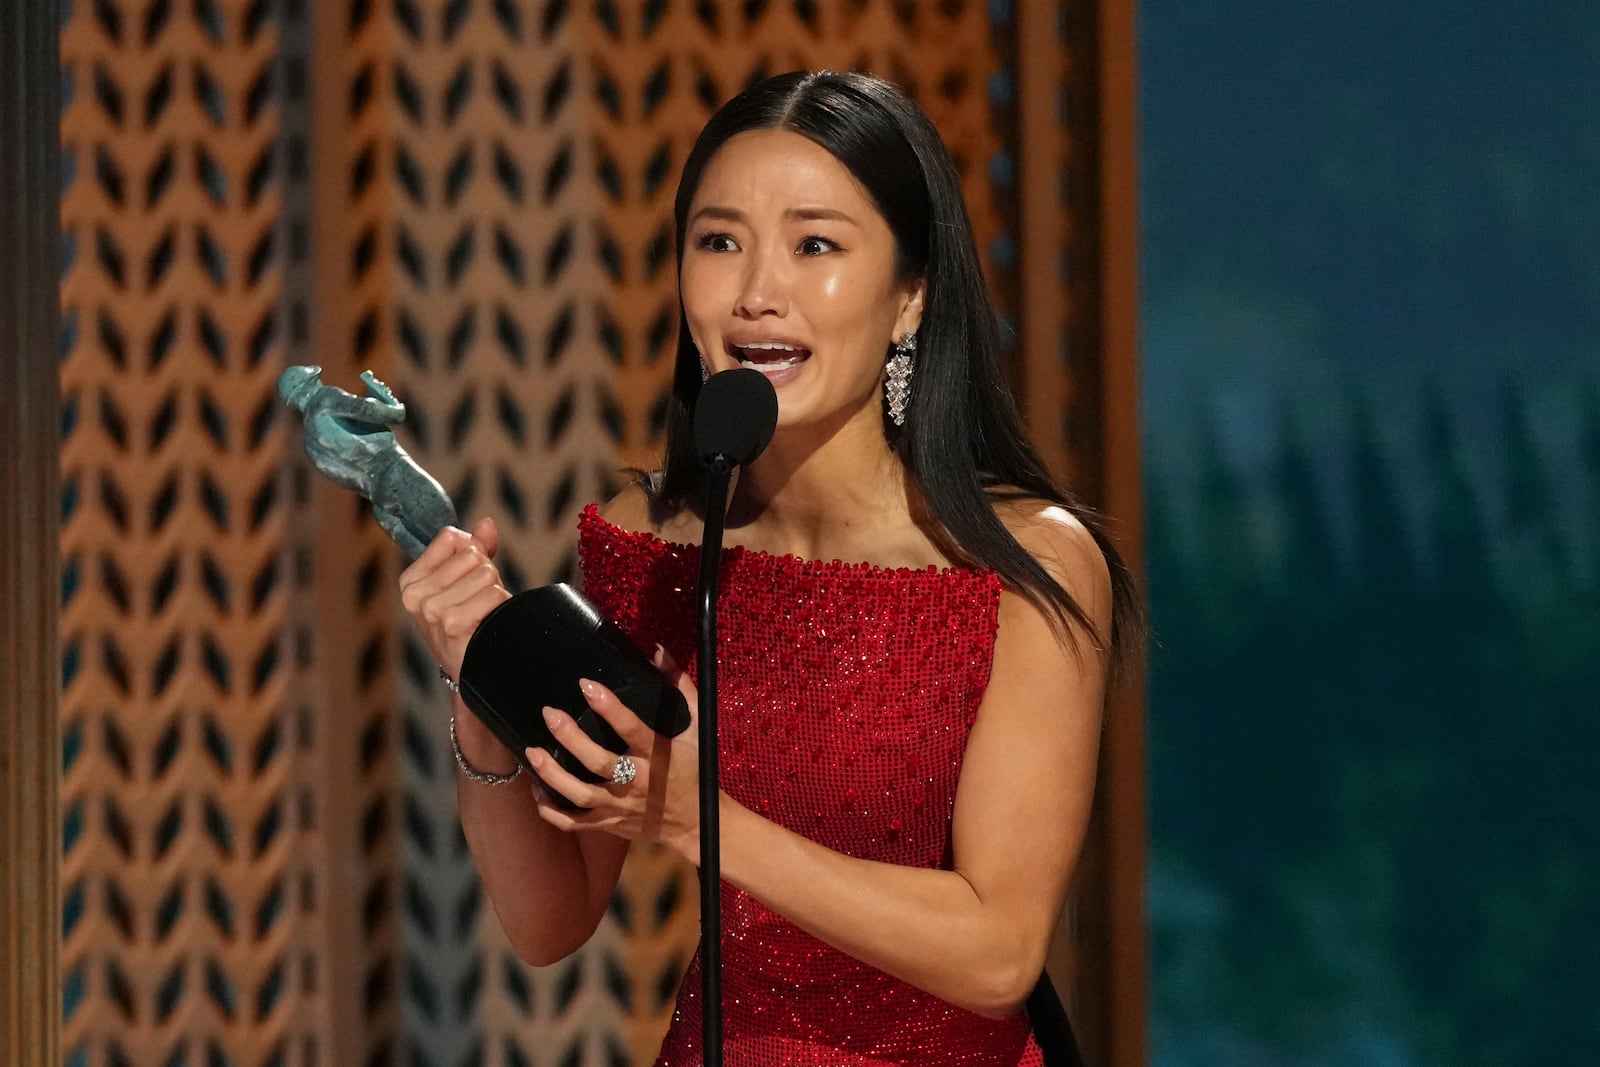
53, 1, 1143, 1065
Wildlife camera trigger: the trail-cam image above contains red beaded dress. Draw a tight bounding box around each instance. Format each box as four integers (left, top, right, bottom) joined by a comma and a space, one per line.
578, 505, 1046, 1067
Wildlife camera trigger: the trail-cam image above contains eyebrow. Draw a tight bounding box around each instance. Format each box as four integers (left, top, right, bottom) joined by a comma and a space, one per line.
690, 205, 861, 226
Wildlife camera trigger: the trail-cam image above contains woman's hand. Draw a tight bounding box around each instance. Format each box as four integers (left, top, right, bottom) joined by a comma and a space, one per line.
529, 646, 705, 862
398, 516, 511, 681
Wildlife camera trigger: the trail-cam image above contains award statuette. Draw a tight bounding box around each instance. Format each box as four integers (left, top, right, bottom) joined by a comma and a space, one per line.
279, 365, 689, 804
277, 364, 457, 561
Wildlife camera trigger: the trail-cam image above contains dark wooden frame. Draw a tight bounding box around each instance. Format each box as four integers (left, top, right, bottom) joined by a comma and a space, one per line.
1017, 3, 1147, 1065
1, 0, 62, 1063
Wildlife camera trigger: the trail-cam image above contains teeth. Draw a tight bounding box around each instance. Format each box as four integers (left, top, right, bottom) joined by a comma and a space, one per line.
733, 342, 808, 375
739, 356, 803, 372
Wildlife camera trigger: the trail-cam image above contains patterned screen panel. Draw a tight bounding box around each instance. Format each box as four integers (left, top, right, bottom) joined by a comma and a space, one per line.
58, 2, 1114, 1065
58, 2, 316, 1065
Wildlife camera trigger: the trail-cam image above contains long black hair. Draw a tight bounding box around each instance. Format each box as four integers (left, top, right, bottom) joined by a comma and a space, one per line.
645, 71, 1142, 670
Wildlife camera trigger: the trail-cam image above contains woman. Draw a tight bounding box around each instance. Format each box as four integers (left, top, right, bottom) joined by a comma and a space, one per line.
400, 71, 1140, 1066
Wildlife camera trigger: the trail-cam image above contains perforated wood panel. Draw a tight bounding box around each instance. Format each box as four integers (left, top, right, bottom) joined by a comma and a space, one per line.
58, 2, 1132, 1065
58, 2, 316, 1065
301, 2, 622, 1063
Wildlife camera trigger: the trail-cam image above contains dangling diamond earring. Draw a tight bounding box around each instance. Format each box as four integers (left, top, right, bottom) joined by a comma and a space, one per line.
700, 359, 711, 384
885, 330, 916, 427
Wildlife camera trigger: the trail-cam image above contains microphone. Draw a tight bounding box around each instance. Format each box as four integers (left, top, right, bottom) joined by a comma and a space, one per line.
694, 367, 779, 467
690, 367, 777, 1067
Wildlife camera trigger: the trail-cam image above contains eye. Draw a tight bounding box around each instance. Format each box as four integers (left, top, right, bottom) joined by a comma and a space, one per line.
796, 236, 839, 256
695, 232, 739, 253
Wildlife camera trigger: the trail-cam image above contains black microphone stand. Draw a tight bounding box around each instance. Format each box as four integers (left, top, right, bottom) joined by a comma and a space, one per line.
696, 454, 734, 1067
688, 366, 776, 1067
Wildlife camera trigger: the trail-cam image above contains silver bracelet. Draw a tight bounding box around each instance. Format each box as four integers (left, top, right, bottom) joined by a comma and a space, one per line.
437, 663, 461, 694
449, 715, 522, 785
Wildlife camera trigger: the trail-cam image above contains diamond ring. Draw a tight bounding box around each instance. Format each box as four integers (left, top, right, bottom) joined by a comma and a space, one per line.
610, 754, 637, 786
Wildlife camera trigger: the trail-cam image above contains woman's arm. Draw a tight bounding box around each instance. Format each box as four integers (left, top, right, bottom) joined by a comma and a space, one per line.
453, 703, 630, 965
533, 503, 1111, 1016
400, 517, 630, 965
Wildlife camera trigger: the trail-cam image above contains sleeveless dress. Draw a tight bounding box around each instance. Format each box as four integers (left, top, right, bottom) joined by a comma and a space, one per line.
578, 505, 1046, 1067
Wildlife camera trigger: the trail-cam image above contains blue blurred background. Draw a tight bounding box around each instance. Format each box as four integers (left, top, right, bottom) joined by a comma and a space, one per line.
1138, 4, 1599, 1064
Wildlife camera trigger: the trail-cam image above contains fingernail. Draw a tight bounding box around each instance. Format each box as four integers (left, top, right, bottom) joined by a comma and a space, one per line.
542, 706, 562, 727
579, 678, 599, 697
525, 747, 543, 766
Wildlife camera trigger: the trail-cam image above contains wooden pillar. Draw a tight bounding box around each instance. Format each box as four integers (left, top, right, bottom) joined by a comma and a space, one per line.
1, 1, 62, 1064
1086, 0, 1149, 1060
1018, 2, 1147, 1064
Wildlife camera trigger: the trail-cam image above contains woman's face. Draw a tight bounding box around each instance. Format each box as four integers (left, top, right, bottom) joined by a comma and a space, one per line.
680, 129, 923, 435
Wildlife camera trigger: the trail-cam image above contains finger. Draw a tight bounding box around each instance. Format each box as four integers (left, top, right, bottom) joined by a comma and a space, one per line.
652, 643, 680, 677
469, 515, 499, 560
419, 532, 499, 592
532, 784, 581, 832
578, 678, 655, 752
417, 557, 502, 618
401, 537, 496, 627
652, 645, 700, 718
399, 525, 472, 594
527, 747, 609, 810
431, 585, 513, 675
408, 544, 504, 625
531, 788, 614, 836
402, 518, 498, 601
417, 572, 506, 646
415, 524, 472, 568
540, 706, 628, 779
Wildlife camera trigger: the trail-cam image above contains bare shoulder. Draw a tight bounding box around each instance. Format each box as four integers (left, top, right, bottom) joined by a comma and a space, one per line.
598, 482, 699, 542
598, 482, 654, 533
990, 494, 1113, 634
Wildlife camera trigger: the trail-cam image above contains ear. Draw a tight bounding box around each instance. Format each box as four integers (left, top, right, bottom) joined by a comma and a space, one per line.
892, 277, 926, 342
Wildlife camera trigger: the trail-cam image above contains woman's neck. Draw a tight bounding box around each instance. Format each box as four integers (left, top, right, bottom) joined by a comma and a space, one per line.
725, 411, 913, 559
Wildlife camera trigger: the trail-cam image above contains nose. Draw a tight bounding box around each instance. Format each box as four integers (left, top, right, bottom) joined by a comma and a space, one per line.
734, 248, 789, 319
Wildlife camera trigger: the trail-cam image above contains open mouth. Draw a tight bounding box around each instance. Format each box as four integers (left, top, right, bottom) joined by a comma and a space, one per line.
729, 341, 812, 375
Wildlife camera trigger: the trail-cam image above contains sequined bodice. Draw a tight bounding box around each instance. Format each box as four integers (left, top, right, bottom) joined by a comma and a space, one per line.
578, 505, 1044, 1067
